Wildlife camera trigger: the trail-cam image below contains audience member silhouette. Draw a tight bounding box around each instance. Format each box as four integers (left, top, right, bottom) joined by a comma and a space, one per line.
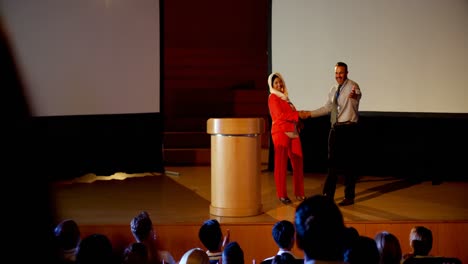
54, 219, 81, 263
76, 233, 114, 264
122, 242, 149, 264
198, 219, 230, 264
271, 253, 298, 264
374, 231, 402, 264
179, 248, 210, 264
261, 220, 302, 264
344, 235, 380, 264
295, 195, 347, 262
1, 17, 57, 263
222, 242, 244, 264
130, 211, 176, 264
343, 226, 360, 254
403, 226, 433, 260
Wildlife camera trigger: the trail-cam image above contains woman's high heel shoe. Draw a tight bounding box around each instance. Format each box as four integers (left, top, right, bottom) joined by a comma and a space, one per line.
279, 197, 292, 204
296, 196, 306, 201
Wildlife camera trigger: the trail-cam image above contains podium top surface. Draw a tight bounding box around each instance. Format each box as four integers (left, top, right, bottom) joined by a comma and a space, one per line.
207, 118, 265, 135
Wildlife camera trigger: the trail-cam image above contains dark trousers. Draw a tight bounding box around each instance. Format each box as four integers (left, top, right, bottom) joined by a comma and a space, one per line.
322, 123, 359, 200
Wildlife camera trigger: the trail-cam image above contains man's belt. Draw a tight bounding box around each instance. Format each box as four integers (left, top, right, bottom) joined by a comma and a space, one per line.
333, 121, 357, 127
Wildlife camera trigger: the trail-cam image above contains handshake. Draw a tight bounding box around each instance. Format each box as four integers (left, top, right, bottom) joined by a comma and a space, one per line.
298, 110, 312, 119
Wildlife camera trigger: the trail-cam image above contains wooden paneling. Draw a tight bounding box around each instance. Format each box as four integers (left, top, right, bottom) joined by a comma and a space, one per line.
163, 0, 269, 134
162, 0, 270, 164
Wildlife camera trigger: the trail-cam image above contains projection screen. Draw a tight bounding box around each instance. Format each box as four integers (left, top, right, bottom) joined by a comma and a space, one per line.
1, 0, 160, 116
271, 0, 468, 113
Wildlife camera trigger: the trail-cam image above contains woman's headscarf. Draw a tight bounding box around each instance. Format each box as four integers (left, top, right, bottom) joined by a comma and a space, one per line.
268, 72, 289, 102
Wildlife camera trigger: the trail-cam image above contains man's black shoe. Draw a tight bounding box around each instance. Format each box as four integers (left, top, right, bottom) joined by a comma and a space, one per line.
323, 193, 334, 202
338, 198, 354, 206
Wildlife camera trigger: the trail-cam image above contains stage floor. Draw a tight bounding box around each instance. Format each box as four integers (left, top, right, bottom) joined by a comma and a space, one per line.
51, 166, 468, 225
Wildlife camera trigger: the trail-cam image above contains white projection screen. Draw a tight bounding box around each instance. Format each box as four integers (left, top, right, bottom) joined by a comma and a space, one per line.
271, 0, 468, 113
1, 0, 160, 116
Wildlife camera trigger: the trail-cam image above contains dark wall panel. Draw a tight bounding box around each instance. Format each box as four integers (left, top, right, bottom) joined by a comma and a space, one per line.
32, 113, 164, 180
269, 113, 468, 182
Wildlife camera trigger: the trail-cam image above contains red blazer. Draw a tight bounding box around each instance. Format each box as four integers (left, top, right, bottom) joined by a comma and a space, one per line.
268, 93, 299, 135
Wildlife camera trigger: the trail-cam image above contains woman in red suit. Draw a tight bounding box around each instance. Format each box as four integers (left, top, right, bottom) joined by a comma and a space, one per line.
268, 72, 306, 204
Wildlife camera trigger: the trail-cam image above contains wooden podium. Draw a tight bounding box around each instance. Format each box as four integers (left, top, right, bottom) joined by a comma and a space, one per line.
206, 118, 265, 217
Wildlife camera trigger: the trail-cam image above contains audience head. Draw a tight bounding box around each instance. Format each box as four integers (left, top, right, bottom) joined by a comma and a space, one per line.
295, 195, 346, 261
345, 235, 380, 264
409, 226, 433, 256
131, 211, 155, 242
271, 253, 296, 264
343, 226, 360, 252
199, 219, 223, 252
222, 242, 244, 264
179, 248, 210, 264
122, 242, 148, 264
272, 220, 295, 250
1, 17, 31, 118
76, 233, 113, 264
374, 231, 402, 264
54, 219, 81, 251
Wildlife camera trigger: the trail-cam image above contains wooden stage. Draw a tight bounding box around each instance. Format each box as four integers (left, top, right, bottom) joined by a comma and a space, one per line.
50, 166, 468, 263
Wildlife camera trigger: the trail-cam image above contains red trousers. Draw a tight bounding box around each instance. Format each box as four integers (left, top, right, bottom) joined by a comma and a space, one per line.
271, 132, 305, 198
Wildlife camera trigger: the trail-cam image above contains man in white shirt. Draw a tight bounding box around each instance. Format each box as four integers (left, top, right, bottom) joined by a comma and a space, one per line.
300, 62, 362, 206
